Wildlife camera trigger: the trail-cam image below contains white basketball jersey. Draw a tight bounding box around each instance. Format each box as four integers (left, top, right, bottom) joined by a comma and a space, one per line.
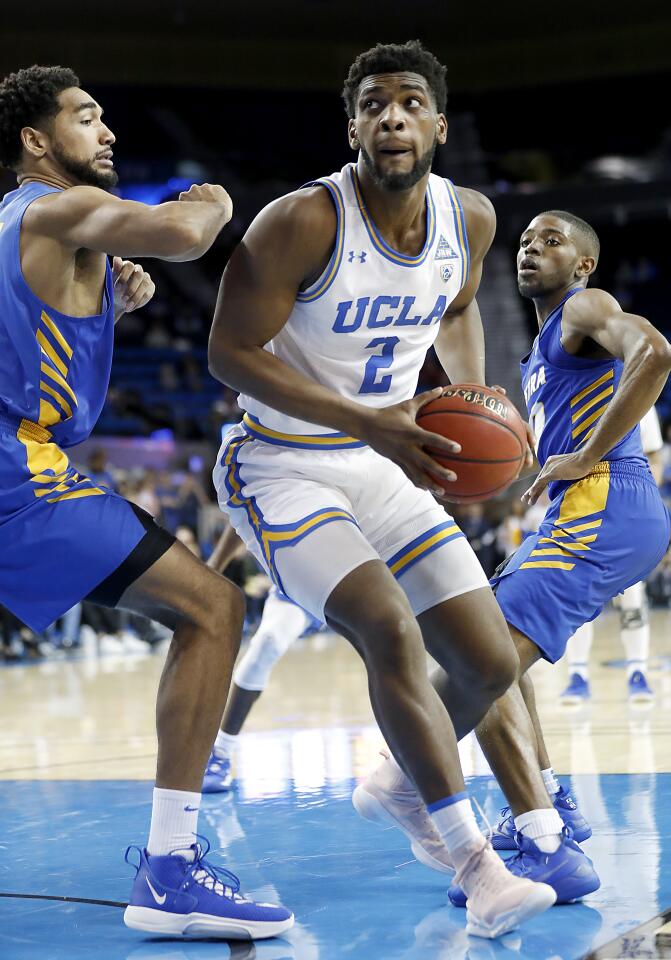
239, 162, 470, 444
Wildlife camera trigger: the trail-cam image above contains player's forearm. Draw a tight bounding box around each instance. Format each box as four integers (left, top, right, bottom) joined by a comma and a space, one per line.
207, 524, 244, 574
208, 342, 374, 438
580, 340, 671, 463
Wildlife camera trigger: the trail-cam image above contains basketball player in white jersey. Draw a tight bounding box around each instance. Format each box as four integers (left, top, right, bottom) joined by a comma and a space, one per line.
208, 40, 556, 938
561, 405, 664, 703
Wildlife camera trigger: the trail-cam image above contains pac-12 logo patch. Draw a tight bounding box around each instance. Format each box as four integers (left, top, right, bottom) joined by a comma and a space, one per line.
440, 264, 454, 282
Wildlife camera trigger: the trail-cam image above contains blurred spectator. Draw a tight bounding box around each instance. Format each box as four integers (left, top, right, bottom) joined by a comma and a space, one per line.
458, 503, 499, 577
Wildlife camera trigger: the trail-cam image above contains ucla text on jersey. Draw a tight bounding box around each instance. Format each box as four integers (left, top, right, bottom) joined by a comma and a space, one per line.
238, 163, 470, 445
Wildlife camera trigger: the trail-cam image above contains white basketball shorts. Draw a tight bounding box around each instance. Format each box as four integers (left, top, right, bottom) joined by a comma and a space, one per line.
213, 421, 487, 621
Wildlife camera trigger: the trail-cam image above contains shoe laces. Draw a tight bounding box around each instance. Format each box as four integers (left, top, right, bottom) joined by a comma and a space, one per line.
186, 835, 247, 901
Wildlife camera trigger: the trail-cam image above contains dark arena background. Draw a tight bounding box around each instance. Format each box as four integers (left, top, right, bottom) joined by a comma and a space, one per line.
2, 2, 671, 958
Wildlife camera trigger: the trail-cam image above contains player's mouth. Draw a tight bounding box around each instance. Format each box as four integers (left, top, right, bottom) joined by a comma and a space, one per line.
96, 151, 114, 167
378, 142, 413, 158
518, 257, 539, 276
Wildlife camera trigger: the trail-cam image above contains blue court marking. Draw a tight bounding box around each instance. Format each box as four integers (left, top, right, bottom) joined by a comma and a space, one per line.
1, 774, 669, 959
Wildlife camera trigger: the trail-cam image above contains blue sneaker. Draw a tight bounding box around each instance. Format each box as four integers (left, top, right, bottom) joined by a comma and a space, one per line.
124, 838, 294, 939
202, 753, 233, 794
449, 828, 600, 908
628, 669, 654, 703
553, 785, 592, 842
560, 673, 591, 704
490, 786, 592, 851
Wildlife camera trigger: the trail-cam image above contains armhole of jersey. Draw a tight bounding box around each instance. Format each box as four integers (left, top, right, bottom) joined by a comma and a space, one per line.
443, 179, 470, 291
296, 178, 345, 304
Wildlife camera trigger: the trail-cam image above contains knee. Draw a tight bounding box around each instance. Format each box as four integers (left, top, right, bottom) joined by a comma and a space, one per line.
355, 605, 425, 677
182, 575, 246, 651
460, 644, 519, 701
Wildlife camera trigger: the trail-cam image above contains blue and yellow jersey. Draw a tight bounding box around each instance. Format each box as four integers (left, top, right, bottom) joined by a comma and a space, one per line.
0, 181, 114, 449
522, 286, 645, 489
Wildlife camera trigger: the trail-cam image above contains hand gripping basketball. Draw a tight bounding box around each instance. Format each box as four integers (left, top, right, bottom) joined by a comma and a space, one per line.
416, 384, 528, 503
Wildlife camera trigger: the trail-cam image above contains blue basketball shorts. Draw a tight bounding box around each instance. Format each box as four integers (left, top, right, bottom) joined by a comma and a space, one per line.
491, 460, 670, 663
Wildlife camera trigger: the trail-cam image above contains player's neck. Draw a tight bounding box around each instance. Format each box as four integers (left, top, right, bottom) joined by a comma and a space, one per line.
18, 170, 73, 191
355, 162, 429, 250
533, 284, 580, 328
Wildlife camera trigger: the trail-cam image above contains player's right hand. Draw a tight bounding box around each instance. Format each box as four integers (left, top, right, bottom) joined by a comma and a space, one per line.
360, 387, 461, 497
178, 183, 233, 224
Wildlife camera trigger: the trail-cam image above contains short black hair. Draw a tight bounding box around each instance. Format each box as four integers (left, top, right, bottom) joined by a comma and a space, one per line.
542, 209, 600, 262
342, 40, 447, 118
0, 65, 80, 170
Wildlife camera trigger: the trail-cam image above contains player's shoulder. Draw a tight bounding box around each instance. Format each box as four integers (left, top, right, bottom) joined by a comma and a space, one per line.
246, 184, 337, 258
22, 184, 109, 233
563, 287, 622, 325
452, 185, 496, 256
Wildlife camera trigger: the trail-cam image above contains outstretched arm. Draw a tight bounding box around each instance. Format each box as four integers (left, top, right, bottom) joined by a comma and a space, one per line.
24, 182, 232, 261
523, 288, 671, 503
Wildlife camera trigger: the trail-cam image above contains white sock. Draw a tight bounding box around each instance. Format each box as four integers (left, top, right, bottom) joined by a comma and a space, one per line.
147, 787, 200, 858
541, 766, 561, 797
566, 620, 593, 680
213, 730, 238, 760
428, 793, 481, 862
514, 808, 563, 853
623, 627, 649, 679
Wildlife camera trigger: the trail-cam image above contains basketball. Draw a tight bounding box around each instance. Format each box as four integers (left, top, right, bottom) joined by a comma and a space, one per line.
416, 384, 527, 503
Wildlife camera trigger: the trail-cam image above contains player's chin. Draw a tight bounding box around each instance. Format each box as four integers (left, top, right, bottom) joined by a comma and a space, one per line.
517, 275, 542, 297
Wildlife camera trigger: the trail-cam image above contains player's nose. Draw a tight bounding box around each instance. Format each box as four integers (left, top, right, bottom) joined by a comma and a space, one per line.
379, 105, 404, 131
101, 125, 116, 146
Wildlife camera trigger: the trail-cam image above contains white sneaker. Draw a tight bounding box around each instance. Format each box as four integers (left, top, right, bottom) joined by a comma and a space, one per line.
352, 753, 454, 874
454, 836, 556, 939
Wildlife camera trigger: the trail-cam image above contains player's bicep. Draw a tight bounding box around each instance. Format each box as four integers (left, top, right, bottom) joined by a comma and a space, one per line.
26, 188, 195, 258
212, 236, 302, 349
568, 291, 667, 361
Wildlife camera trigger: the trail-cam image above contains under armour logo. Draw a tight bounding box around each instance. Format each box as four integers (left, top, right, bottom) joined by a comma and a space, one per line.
348, 250, 367, 263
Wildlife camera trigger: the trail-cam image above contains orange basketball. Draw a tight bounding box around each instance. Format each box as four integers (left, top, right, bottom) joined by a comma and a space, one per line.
416, 384, 527, 503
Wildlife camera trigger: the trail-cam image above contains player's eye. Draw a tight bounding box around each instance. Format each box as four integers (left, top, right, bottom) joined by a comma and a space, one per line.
407, 97, 421, 107
81, 118, 93, 125
546, 238, 559, 245
364, 99, 379, 109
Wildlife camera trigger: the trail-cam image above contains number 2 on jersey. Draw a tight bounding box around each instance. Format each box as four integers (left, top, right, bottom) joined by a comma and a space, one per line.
359, 336, 400, 394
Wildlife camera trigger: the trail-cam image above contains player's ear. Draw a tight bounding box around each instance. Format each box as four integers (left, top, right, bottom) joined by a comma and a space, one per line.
436, 114, 448, 145
348, 119, 359, 151
21, 126, 48, 160
575, 255, 596, 279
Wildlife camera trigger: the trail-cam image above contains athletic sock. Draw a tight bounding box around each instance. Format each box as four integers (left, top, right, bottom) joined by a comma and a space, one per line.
566, 620, 593, 681
623, 626, 649, 680
514, 808, 563, 853
147, 787, 201, 859
541, 766, 561, 798
212, 730, 238, 760
428, 793, 481, 864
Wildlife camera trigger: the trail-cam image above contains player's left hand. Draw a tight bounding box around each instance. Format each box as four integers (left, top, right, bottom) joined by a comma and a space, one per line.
522, 451, 595, 505
490, 384, 535, 470
113, 257, 155, 314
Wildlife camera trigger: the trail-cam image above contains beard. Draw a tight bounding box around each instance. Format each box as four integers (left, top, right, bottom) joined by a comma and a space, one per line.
52, 140, 118, 189
359, 137, 437, 191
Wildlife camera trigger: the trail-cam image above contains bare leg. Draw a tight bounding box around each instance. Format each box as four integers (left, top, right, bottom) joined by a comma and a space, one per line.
221, 684, 262, 735
518, 670, 552, 771
326, 560, 468, 803
419, 587, 519, 740
119, 539, 245, 791
429, 624, 552, 816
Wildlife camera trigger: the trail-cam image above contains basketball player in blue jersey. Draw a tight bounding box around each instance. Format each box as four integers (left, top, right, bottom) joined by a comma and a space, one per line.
0, 66, 292, 940
208, 40, 557, 938
370, 209, 671, 908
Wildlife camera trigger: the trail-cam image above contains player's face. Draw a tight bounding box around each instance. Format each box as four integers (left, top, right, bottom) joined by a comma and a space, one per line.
350, 72, 447, 191
48, 87, 117, 189
517, 215, 581, 297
